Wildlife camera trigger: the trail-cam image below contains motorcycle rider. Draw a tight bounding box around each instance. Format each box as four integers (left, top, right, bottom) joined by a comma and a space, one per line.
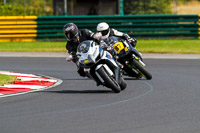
64, 23, 118, 85
64, 23, 101, 77
96, 22, 142, 61
96, 22, 141, 78
96, 22, 137, 47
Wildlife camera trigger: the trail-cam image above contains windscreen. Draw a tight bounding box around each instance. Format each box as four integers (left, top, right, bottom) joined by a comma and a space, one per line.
77, 41, 91, 53
107, 36, 121, 45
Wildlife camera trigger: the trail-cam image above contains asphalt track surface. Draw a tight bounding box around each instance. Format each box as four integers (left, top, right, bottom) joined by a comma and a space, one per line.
0, 56, 200, 133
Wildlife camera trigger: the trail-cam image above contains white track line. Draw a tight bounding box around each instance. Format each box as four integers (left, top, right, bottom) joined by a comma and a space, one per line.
3, 84, 44, 89
18, 77, 57, 82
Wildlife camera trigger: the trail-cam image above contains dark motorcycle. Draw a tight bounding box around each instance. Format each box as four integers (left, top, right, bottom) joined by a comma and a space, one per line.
107, 36, 152, 80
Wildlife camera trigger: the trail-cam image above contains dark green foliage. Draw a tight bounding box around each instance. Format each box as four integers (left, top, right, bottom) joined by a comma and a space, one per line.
0, 0, 53, 16
124, 0, 172, 14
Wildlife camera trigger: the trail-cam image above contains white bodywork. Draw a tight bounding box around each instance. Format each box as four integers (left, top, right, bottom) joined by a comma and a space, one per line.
77, 41, 118, 84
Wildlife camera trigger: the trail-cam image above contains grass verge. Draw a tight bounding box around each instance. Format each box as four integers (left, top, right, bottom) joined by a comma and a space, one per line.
0, 40, 199, 54
137, 39, 200, 54
0, 42, 66, 52
0, 74, 18, 86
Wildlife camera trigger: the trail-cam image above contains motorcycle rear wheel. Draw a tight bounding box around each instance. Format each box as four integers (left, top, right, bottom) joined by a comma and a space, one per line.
97, 67, 121, 93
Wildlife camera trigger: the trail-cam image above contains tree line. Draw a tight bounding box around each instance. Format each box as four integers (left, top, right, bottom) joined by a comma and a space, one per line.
124, 0, 171, 14
0, 0, 199, 16
0, 0, 53, 16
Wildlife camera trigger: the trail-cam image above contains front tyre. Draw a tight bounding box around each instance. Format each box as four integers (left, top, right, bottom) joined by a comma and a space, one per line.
97, 67, 121, 93
132, 59, 152, 80
119, 77, 127, 90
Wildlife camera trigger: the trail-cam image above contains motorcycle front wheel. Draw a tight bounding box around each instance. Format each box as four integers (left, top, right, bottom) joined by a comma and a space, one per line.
119, 77, 127, 90
132, 59, 152, 80
97, 67, 121, 93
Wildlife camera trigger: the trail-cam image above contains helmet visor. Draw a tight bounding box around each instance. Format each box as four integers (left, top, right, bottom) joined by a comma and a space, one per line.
100, 29, 109, 36
65, 31, 79, 41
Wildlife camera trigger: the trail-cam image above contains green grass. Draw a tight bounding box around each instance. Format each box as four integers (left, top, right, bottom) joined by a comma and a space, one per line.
137, 39, 200, 54
0, 42, 66, 52
0, 74, 18, 86
0, 40, 199, 54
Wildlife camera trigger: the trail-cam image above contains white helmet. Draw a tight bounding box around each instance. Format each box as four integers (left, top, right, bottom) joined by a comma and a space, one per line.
96, 22, 110, 40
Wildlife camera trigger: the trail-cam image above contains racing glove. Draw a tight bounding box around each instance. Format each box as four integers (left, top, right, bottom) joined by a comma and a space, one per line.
128, 38, 137, 47
123, 34, 137, 47
93, 32, 102, 40
66, 55, 73, 62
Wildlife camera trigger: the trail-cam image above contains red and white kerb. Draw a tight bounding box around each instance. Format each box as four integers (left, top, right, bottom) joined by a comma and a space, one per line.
0, 71, 58, 97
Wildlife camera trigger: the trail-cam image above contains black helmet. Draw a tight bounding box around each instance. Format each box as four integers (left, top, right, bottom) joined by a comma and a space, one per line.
63, 23, 79, 42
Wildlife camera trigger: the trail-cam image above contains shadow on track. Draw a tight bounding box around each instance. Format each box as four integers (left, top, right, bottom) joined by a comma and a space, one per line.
62, 78, 90, 81
35, 78, 114, 94
40, 90, 113, 94
124, 77, 147, 80
62, 77, 145, 81
39, 77, 145, 95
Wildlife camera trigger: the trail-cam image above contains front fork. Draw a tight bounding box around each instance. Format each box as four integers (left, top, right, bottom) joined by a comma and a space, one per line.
104, 59, 121, 84
95, 63, 121, 85
133, 56, 146, 67
129, 44, 143, 61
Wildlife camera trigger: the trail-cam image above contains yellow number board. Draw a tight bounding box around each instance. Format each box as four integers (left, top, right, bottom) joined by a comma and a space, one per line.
112, 42, 124, 54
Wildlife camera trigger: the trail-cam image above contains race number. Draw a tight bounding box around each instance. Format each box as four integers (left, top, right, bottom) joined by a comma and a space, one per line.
112, 42, 124, 54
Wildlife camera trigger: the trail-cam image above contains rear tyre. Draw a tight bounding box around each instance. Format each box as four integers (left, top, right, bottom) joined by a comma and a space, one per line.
132, 59, 152, 80
97, 67, 121, 93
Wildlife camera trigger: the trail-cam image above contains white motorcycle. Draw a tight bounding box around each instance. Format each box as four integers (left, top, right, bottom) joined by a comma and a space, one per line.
76, 40, 126, 93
